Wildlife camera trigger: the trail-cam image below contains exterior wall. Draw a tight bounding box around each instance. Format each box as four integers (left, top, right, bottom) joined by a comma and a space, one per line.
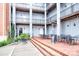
5, 3, 10, 35
47, 7, 57, 35
16, 25, 44, 37
0, 4, 4, 36
60, 3, 79, 36
47, 8, 57, 22
0, 3, 10, 41
16, 11, 29, 19
61, 17, 79, 36
60, 3, 79, 17
47, 8, 57, 18
16, 25, 30, 36
47, 25, 57, 35
14, 3, 79, 37
32, 26, 44, 37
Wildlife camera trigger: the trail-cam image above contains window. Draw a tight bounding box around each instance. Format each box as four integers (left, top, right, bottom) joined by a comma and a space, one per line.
73, 23, 76, 26
67, 25, 69, 27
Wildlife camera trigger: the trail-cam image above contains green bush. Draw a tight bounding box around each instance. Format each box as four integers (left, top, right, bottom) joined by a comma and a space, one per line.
0, 36, 13, 47
15, 36, 21, 42
20, 33, 31, 40
0, 40, 8, 47
0, 39, 10, 47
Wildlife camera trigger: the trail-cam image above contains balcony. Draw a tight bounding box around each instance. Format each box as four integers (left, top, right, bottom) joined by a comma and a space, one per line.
16, 17, 30, 24
32, 4, 45, 11
15, 3, 44, 12
47, 3, 56, 10
60, 3, 79, 19
32, 19, 45, 24
15, 3, 30, 9
15, 17, 45, 25
47, 14, 57, 24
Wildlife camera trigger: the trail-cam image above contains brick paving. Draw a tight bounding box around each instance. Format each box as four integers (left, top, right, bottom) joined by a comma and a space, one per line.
33, 37, 79, 56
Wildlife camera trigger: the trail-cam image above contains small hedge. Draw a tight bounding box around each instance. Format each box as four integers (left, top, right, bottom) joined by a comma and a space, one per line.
15, 36, 21, 42
20, 33, 30, 40
15, 33, 31, 42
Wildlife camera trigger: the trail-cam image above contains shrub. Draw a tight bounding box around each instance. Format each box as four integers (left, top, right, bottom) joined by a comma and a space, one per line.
15, 36, 21, 42
0, 40, 9, 47
20, 33, 31, 40
0, 36, 13, 47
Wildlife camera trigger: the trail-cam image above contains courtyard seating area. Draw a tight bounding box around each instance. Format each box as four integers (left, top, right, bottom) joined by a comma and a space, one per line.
40, 34, 79, 45
58, 34, 79, 45
32, 37, 79, 56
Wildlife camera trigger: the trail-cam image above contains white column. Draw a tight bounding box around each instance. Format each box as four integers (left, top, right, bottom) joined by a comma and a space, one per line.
57, 3, 60, 36
45, 3, 47, 35
29, 3, 32, 38
12, 3, 16, 37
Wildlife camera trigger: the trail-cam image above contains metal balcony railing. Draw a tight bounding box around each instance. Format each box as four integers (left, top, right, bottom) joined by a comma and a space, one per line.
60, 3, 79, 17
15, 3, 44, 10
32, 4, 45, 9
32, 19, 45, 24
15, 3, 30, 8
16, 17, 30, 23
15, 17, 45, 24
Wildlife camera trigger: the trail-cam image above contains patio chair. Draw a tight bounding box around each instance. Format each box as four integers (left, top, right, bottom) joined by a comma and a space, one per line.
65, 35, 75, 45
51, 34, 57, 43
59, 34, 66, 42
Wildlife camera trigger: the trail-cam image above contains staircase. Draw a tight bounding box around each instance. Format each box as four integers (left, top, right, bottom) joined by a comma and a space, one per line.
31, 38, 68, 56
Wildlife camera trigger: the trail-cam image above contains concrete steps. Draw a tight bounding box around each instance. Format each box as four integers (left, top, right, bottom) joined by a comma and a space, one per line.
31, 38, 67, 56
31, 40, 50, 56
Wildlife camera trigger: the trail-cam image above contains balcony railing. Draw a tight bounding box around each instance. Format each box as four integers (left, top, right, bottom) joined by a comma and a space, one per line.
15, 17, 45, 24
15, 3, 30, 9
32, 4, 44, 8
60, 3, 79, 17
16, 17, 30, 24
15, 3, 44, 10
32, 19, 45, 24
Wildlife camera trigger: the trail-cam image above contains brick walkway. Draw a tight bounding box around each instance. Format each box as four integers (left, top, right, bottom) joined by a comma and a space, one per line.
33, 37, 79, 56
